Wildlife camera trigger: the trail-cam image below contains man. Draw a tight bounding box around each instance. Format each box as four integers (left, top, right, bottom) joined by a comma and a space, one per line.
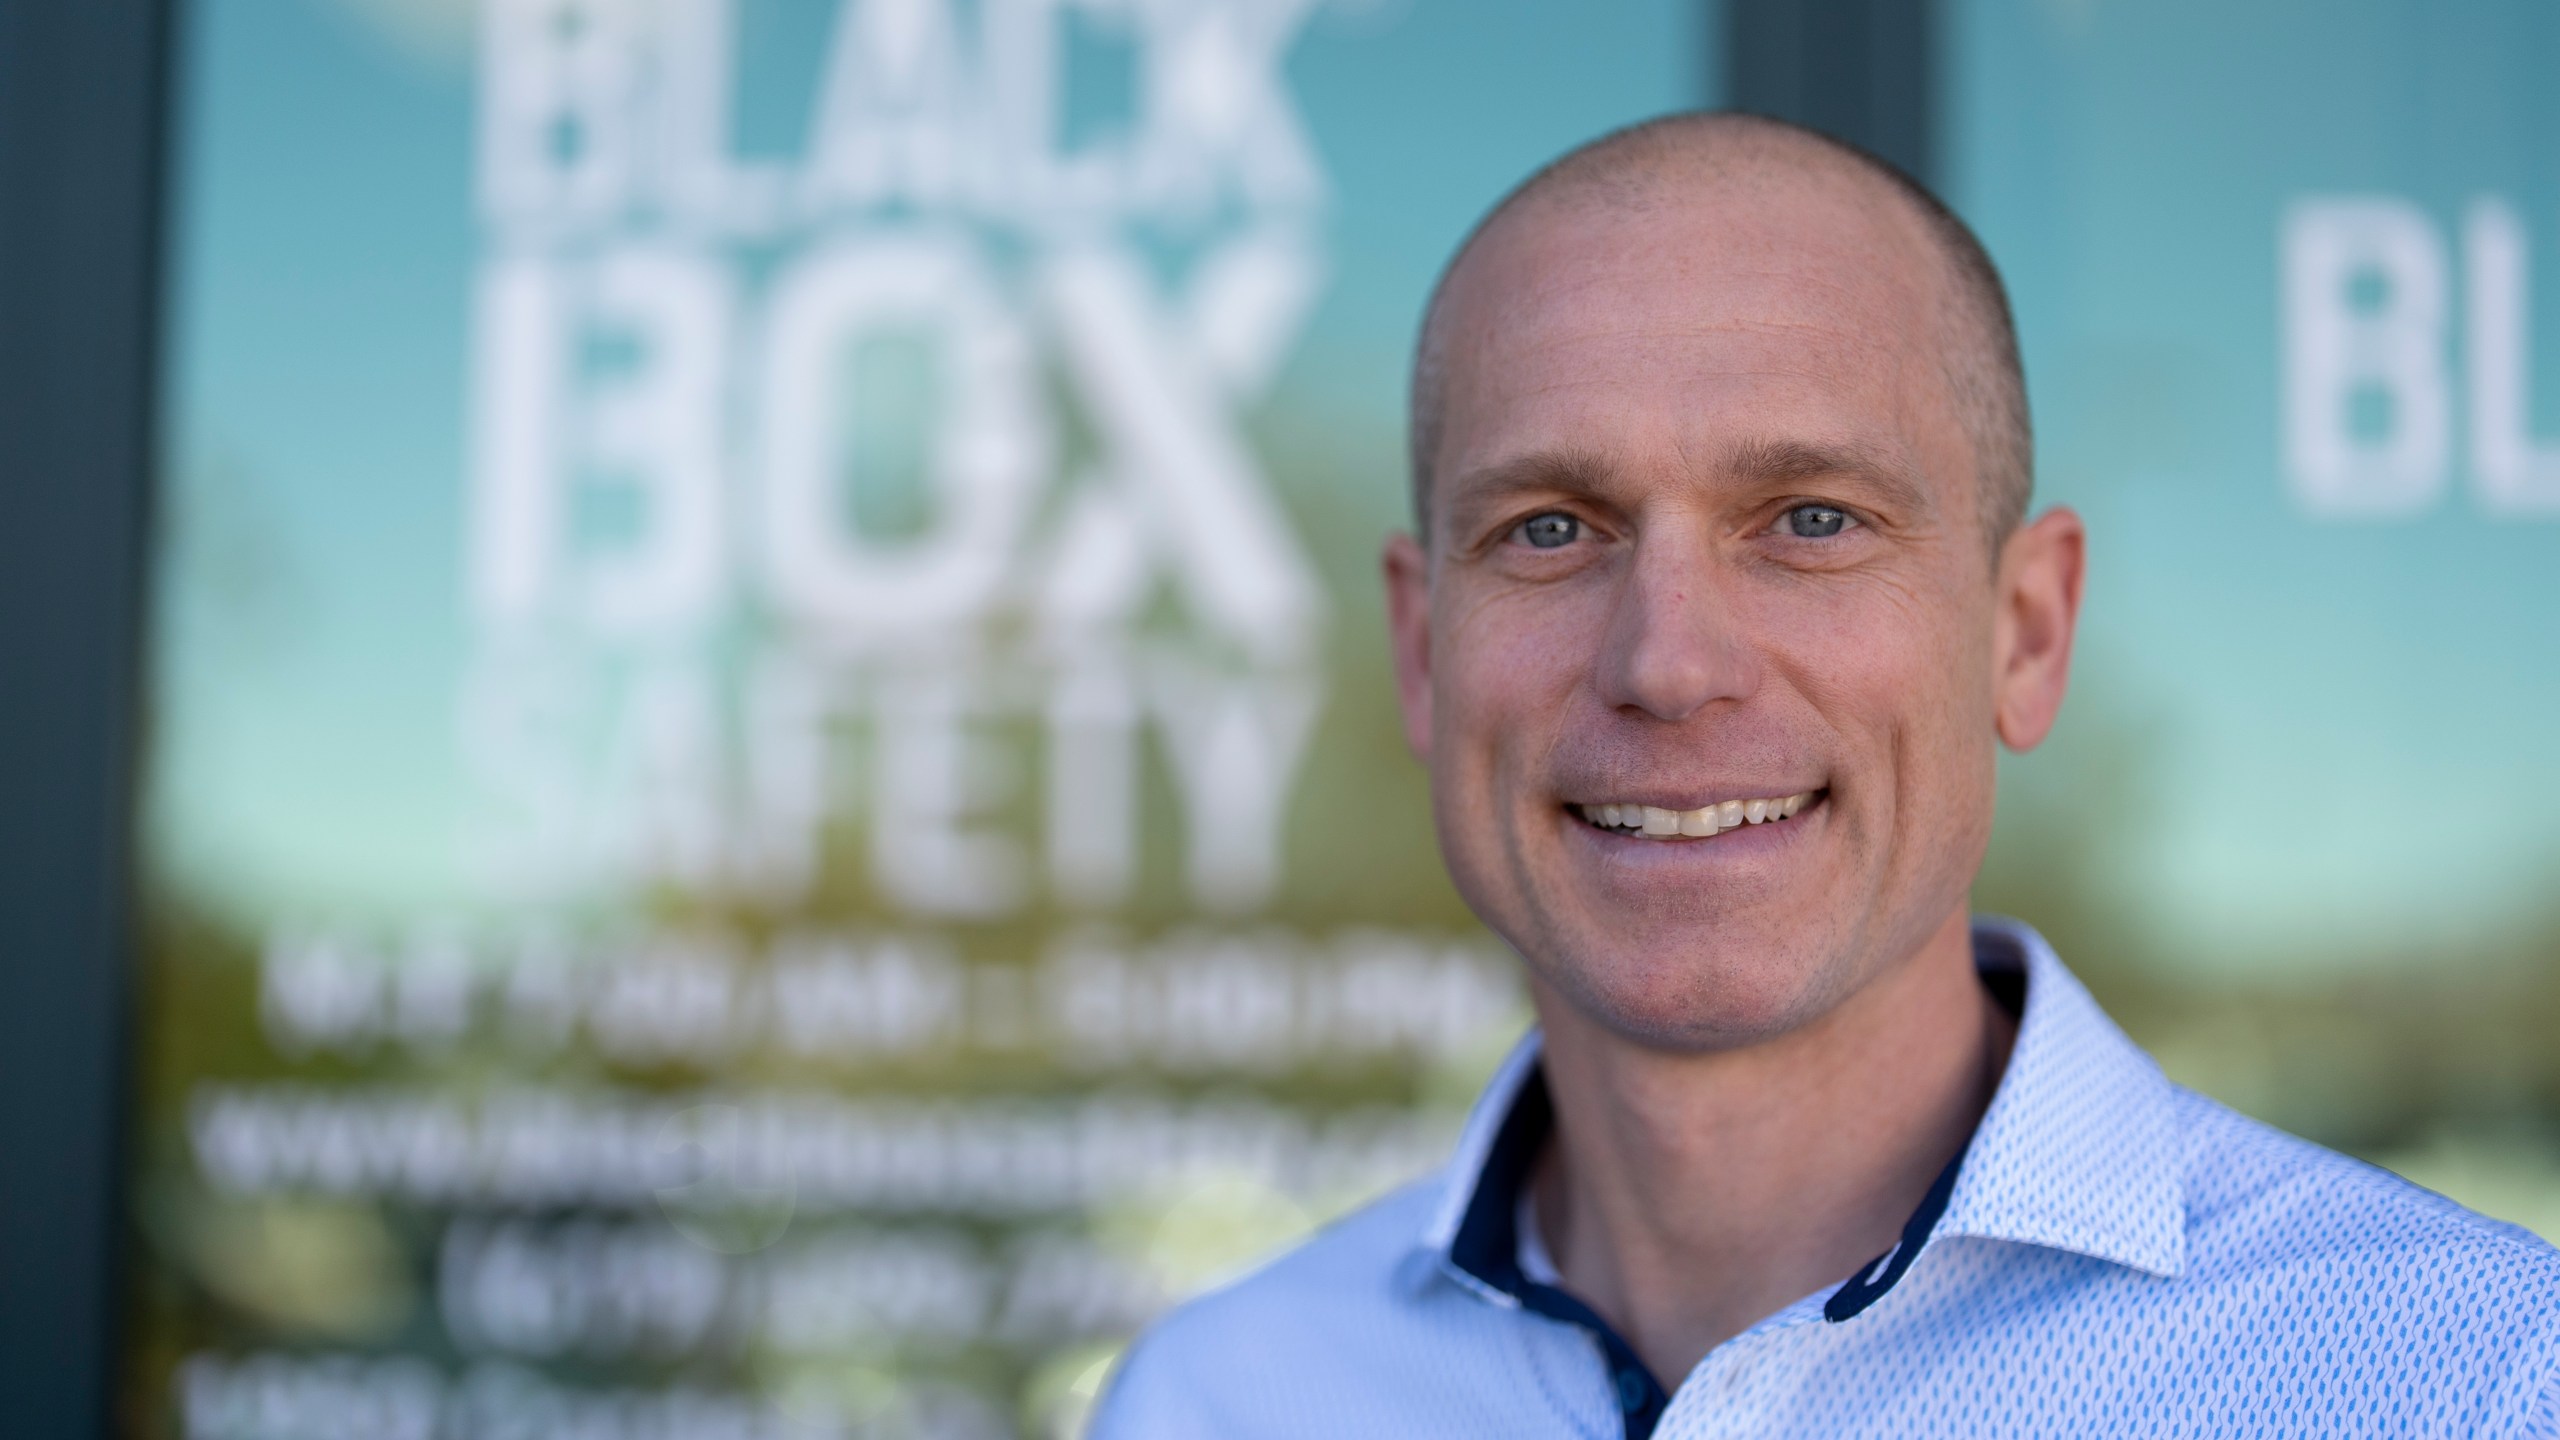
1091, 113, 2560, 1437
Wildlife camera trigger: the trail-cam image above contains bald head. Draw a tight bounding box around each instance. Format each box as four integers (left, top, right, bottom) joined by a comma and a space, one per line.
1409, 112, 2032, 548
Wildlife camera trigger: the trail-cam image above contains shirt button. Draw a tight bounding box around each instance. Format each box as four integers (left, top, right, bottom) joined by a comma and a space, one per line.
1615, 1369, 1648, 1412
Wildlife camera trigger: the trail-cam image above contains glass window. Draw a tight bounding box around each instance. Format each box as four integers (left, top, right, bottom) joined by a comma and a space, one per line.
136, 1, 1710, 1434
1953, 0, 2560, 1230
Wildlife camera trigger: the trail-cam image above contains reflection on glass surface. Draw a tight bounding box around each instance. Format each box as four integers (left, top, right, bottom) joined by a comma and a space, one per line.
1953, 0, 2560, 1230
137, 0, 1699, 1434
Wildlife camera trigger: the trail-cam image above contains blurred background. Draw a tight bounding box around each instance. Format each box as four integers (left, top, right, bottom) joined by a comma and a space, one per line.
5, 0, 2560, 1434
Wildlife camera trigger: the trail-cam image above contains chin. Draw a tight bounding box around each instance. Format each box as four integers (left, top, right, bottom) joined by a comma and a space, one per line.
1532, 927, 1852, 1053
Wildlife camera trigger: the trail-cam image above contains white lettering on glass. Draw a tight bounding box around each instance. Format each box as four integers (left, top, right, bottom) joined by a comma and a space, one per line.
2281, 197, 2451, 517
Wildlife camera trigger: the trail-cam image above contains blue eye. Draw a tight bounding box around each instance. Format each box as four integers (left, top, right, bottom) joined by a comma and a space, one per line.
1778, 504, 1853, 538
1518, 513, 1580, 548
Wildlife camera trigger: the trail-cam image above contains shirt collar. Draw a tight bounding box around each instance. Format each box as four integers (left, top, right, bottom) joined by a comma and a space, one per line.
1933, 916, 2186, 1277
1419, 916, 2187, 1296
1420, 1022, 1546, 1274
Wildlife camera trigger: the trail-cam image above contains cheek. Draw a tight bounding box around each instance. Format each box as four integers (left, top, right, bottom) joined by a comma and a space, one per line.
1864, 591, 2002, 859
1430, 582, 1604, 768
1754, 574, 1996, 797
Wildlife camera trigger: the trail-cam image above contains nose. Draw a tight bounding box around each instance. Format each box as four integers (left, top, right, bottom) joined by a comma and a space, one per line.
1594, 529, 1758, 722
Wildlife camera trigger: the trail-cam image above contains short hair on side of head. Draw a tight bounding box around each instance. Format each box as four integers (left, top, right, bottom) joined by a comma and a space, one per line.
1407, 111, 2034, 553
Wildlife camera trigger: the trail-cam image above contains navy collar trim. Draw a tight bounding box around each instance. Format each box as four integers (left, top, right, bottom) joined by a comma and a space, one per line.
1444, 1058, 1977, 1439
1447, 1068, 1672, 1440
1430, 919, 2190, 1428
1445, 1060, 1974, 1329
1441, 969, 2019, 1437
1821, 1141, 1965, 1321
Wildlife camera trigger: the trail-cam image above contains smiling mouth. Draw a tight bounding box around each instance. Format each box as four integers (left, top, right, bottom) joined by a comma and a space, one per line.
1574, 789, 1825, 840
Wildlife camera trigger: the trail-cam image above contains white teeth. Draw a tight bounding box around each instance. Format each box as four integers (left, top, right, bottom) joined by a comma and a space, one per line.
1584, 790, 1818, 837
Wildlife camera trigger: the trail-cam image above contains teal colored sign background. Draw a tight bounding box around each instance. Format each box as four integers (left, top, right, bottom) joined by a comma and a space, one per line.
1957, 0, 2560, 969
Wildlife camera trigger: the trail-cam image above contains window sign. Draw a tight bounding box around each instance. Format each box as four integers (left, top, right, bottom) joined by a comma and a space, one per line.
136, 1, 1705, 1435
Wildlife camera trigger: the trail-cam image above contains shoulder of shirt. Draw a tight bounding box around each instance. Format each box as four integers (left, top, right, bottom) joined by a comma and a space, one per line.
2167, 1083, 2560, 1428
1088, 1172, 1452, 1431
1126, 1169, 1447, 1348
2167, 1080, 2560, 1331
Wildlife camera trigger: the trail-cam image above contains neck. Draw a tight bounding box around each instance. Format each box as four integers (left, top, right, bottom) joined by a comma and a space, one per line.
1526, 906, 2013, 1387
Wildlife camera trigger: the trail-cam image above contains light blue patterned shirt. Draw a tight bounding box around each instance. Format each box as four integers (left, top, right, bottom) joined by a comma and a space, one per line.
1093, 918, 2560, 1438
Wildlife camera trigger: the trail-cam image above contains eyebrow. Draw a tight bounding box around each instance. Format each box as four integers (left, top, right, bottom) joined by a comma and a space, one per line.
1724, 438, 1934, 519
1440, 447, 1619, 538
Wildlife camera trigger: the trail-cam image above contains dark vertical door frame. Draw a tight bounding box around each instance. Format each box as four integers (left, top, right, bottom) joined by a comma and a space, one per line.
0, 0, 172, 1434
1726, 0, 1940, 187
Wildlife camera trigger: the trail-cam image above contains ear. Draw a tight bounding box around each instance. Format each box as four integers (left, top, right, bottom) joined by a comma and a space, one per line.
1382, 531, 1435, 760
1991, 507, 2086, 751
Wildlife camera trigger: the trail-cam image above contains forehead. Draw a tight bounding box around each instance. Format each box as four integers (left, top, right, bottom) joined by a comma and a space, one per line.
1431, 170, 1966, 514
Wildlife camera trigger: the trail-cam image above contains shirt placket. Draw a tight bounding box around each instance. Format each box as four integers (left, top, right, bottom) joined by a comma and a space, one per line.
1653, 1312, 1819, 1440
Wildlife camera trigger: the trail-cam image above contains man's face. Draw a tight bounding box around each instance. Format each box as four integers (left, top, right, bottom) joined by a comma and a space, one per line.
1388, 171, 2021, 1051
